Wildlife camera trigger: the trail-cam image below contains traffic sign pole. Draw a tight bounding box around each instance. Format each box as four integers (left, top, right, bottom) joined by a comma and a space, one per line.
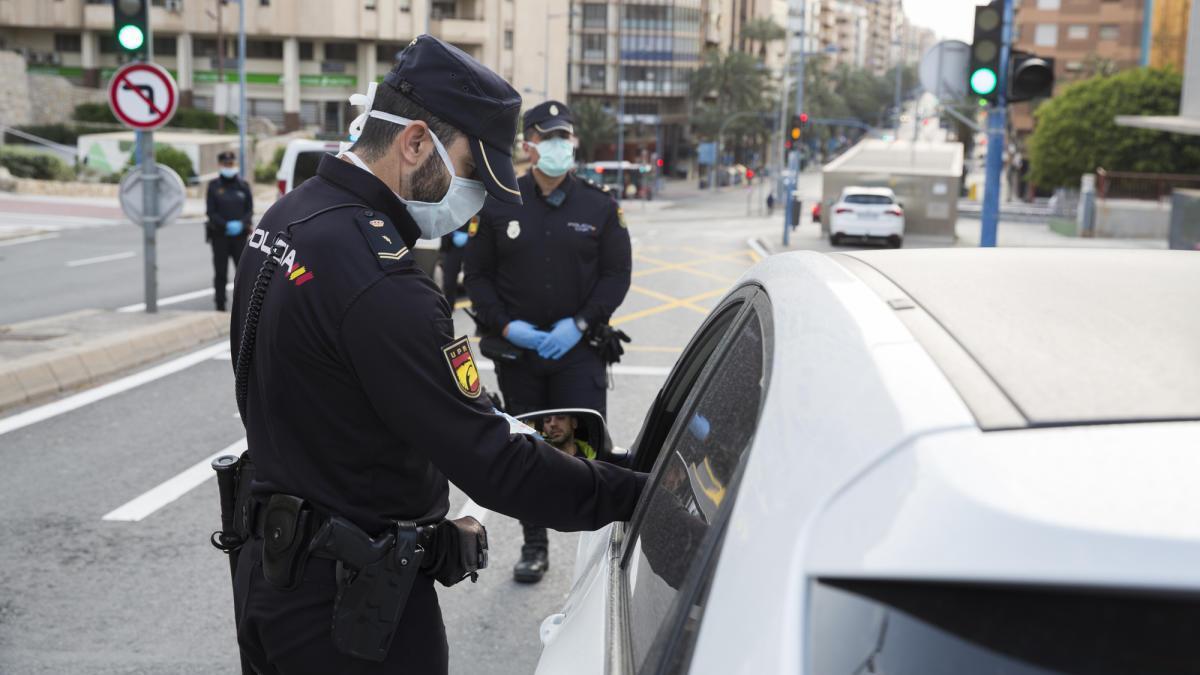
140, 130, 158, 313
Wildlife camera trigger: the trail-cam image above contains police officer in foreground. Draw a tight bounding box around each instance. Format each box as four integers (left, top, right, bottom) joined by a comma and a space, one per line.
206, 150, 253, 311
464, 100, 632, 584
225, 37, 646, 674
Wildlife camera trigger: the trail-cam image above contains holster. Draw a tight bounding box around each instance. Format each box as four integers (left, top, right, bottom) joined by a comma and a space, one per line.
260, 493, 314, 591
310, 517, 424, 662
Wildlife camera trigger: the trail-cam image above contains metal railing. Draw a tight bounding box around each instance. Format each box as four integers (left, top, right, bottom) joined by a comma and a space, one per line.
1096, 168, 1200, 202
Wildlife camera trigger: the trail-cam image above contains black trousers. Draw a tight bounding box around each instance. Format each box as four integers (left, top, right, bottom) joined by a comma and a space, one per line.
496, 342, 607, 552
234, 536, 448, 675
439, 247, 465, 306
212, 232, 249, 310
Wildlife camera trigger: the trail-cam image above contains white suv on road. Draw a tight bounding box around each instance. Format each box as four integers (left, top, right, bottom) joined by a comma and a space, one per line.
829, 186, 905, 248
532, 248, 1200, 675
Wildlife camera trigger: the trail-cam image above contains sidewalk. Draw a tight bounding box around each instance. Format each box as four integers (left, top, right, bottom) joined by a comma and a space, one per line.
0, 309, 229, 412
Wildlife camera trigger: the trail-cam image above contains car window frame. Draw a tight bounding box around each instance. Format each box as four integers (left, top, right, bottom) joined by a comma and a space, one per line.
626, 284, 759, 474
613, 289, 773, 674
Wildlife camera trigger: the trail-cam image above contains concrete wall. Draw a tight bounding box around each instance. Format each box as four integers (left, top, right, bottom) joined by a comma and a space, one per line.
28, 73, 105, 125
1094, 198, 1171, 238
0, 51, 33, 126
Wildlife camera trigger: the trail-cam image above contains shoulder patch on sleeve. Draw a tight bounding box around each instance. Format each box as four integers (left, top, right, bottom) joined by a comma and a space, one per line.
354, 210, 411, 269
442, 336, 482, 399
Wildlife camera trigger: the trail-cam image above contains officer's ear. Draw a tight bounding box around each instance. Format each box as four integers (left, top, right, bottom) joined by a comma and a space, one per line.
395, 120, 435, 168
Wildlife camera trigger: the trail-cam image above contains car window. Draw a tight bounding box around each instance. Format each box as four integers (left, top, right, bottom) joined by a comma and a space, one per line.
292, 151, 324, 190
625, 309, 766, 672
843, 194, 894, 205
627, 289, 753, 473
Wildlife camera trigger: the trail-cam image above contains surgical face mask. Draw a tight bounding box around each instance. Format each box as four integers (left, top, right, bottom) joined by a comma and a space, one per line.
219, 167, 238, 179
533, 138, 575, 177
343, 84, 486, 240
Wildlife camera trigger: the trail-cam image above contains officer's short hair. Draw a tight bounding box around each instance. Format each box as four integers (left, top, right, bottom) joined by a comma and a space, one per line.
351, 78, 461, 163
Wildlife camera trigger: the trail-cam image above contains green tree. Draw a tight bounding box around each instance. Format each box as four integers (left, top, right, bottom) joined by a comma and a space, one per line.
571, 99, 616, 163
690, 50, 775, 157
740, 17, 786, 60
1028, 67, 1200, 188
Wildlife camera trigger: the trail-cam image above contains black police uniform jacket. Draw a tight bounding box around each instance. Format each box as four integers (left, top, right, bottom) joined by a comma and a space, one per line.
229, 156, 645, 535
464, 172, 632, 331
205, 174, 254, 239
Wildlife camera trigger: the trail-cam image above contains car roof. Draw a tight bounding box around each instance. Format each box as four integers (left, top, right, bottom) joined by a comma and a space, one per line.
839, 187, 895, 197
836, 248, 1200, 429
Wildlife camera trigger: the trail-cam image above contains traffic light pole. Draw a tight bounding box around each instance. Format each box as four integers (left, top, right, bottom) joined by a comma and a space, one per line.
783, 0, 806, 247
980, 0, 1013, 248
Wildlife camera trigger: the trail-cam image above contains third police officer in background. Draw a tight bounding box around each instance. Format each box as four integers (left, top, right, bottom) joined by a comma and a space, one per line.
465, 100, 632, 584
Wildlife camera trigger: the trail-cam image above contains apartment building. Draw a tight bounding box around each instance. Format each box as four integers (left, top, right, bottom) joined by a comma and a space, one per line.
0, 0, 567, 133
863, 0, 902, 76
1012, 0, 1147, 135
1149, 0, 1191, 70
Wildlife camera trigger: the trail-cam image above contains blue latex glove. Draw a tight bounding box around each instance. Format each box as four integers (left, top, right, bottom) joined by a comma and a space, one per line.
452, 230, 469, 248
537, 317, 583, 360
225, 219, 244, 237
505, 320, 550, 351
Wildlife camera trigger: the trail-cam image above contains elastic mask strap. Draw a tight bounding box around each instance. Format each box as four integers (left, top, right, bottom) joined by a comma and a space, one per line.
368, 110, 456, 179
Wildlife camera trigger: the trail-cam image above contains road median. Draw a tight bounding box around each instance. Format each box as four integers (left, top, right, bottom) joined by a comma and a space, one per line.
0, 308, 228, 412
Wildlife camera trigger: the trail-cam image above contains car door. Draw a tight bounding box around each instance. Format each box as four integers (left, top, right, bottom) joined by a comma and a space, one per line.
609, 290, 774, 674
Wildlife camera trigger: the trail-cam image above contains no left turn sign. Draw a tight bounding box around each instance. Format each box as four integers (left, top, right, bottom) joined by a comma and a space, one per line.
108, 62, 178, 131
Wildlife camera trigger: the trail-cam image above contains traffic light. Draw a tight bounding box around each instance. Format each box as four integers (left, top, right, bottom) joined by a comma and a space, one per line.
1008, 51, 1055, 102
969, 1, 1002, 104
790, 114, 803, 141
113, 0, 150, 60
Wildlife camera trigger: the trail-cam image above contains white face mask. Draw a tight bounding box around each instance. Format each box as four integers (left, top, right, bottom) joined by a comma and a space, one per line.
344, 84, 486, 240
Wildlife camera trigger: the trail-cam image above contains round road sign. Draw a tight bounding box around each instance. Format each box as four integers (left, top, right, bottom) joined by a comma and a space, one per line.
119, 165, 187, 228
108, 62, 179, 131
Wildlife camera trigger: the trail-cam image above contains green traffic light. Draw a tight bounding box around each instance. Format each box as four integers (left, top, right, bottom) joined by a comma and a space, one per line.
970, 68, 998, 96
117, 24, 145, 51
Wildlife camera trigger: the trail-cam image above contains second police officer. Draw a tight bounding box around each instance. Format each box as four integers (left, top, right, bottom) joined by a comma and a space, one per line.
465, 100, 632, 583
225, 37, 646, 674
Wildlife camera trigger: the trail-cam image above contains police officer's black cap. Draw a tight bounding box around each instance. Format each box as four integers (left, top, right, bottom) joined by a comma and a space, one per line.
524, 100, 574, 136
384, 35, 523, 205
218, 150, 236, 162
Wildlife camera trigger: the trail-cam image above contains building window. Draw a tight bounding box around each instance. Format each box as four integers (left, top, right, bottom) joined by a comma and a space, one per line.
153, 35, 177, 56
504, 30, 513, 50
583, 33, 606, 60
299, 41, 314, 60
54, 33, 81, 53
246, 39, 283, 59
1099, 24, 1119, 41
1035, 0, 1059, 8
1066, 24, 1088, 40
582, 3, 607, 29
324, 42, 357, 62
1034, 24, 1058, 47
581, 64, 606, 90
194, 38, 218, 58
1065, 61, 1084, 72
99, 35, 117, 54
377, 43, 406, 63
398, 0, 411, 11
431, 0, 457, 19
248, 98, 284, 126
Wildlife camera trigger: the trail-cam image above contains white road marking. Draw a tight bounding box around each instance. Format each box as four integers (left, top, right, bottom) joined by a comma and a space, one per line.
102, 438, 247, 522
117, 283, 234, 313
0, 341, 228, 437
66, 251, 136, 267
0, 233, 60, 248
746, 236, 771, 261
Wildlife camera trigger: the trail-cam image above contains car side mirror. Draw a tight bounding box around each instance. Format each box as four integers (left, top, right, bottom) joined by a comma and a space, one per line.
514, 408, 620, 464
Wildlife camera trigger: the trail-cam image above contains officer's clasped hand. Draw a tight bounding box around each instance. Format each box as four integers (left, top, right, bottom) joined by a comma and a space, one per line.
452, 231, 470, 248
226, 220, 244, 237
537, 318, 583, 360
505, 320, 550, 351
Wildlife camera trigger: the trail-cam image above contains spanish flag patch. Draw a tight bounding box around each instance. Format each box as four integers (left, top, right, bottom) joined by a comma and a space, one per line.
441, 336, 481, 399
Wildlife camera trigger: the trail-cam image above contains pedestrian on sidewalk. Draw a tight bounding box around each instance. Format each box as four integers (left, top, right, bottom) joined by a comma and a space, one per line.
205, 150, 253, 311
766, 192, 776, 216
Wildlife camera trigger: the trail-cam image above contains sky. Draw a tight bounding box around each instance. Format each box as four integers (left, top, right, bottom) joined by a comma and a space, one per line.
905, 0, 981, 43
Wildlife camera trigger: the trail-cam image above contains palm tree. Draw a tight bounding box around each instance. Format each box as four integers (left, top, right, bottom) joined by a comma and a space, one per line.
689, 50, 776, 165
741, 17, 786, 60
571, 99, 617, 163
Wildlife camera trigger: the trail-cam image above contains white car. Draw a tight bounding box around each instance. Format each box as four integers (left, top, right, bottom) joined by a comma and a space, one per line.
531, 248, 1200, 675
828, 187, 905, 248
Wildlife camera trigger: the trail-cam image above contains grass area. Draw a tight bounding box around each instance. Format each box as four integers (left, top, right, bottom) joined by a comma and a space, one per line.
1048, 218, 1077, 237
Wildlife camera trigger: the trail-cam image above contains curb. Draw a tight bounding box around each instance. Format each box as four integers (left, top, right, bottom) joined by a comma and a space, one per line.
747, 236, 773, 259
0, 312, 229, 413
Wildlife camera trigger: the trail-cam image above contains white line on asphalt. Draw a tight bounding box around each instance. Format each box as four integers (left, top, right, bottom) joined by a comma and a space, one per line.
117, 283, 234, 313
0, 341, 229, 437
0, 232, 60, 248
65, 251, 137, 267
102, 438, 247, 522
746, 236, 771, 261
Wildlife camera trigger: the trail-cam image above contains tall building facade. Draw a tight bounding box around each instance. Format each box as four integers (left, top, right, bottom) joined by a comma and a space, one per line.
1149, 0, 1191, 70
1012, 0, 1148, 135
0, 0, 567, 133
568, 0, 704, 168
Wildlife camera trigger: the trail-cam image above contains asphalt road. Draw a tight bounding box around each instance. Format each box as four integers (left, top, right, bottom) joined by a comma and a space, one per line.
0, 186, 765, 674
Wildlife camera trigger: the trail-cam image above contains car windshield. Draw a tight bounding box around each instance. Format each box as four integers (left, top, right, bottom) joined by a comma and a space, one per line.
809, 579, 1200, 675
843, 194, 893, 205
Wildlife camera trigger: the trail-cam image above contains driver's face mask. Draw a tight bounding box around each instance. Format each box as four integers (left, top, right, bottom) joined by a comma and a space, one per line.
342, 83, 486, 240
